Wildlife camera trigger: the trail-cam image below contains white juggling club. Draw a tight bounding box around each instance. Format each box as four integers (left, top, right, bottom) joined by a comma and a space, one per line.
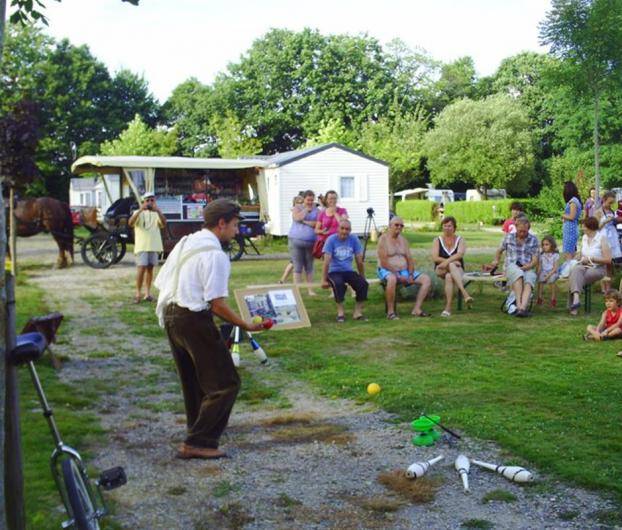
470, 459, 534, 483
454, 454, 470, 492
405, 455, 444, 479
231, 326, 241, 367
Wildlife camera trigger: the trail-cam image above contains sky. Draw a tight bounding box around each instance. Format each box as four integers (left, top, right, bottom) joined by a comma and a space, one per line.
35, 0, 553, 103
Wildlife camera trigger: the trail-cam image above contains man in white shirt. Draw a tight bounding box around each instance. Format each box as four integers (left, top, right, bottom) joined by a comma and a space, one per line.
155, 199, 263, 459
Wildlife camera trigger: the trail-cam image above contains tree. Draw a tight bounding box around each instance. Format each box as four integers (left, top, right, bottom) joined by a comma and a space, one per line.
210, 112, 262, 158
0, 100, 40, 188
304, 118, 357, 149
425, 56, 478, 115
358, 105, 429, 191
423, 94, 535, 195
0, 24, 160, 199
539, 0, 622, 195
100, 115, 177, 156
169, 29, 420, 154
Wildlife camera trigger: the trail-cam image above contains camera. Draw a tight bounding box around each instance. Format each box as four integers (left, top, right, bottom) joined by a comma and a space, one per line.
366, 207, 375, 216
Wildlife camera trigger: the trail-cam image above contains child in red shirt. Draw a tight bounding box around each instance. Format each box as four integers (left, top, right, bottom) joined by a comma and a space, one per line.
585, 289, 622, 341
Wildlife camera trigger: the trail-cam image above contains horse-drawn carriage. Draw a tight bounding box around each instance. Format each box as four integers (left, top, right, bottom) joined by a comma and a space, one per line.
71, 156, 268, 268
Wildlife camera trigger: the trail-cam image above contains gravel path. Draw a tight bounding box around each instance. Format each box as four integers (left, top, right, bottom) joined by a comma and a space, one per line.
21, 235, 620, 529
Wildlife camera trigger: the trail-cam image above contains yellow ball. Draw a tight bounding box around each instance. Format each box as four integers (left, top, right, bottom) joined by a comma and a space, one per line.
367, 383, 381, 396
252, 315, 263, 324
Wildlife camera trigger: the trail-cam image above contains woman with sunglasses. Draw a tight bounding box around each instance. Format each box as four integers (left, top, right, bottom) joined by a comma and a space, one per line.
432, 216, 472, 317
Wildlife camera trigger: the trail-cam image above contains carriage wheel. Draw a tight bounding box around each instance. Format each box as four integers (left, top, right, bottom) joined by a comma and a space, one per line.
226, 235, 245, 262
112, 239, 127, 264
81, 233, 118, 269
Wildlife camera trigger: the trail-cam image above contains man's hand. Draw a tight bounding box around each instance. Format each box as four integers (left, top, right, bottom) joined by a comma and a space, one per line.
243, 321, 265, 332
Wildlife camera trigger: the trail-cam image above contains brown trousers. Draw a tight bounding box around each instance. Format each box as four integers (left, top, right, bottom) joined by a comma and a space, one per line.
164, 304, 240, 448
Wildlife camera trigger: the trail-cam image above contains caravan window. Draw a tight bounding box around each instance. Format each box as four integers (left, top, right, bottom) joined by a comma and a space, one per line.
340, 176, 355, 199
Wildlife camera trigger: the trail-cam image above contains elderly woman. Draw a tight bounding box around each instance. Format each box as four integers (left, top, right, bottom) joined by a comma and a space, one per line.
562, 181, 583, 260
568, 216, 612, 316
288, 190, 319, 295
432, 216, 472, 317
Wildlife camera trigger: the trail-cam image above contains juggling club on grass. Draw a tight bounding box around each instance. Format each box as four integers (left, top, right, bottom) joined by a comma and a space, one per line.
455, 454, 470, 493
470, 459, 534, 483
247, 332, 268, 364
406, 455, 444, 479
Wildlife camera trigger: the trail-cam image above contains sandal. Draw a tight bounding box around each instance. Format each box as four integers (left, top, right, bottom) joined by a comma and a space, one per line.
133, 295, 141, 304
412, 311, 431, 317
464, 297, 474, 309
336, 315, 345, 323
387, 312, 399, 320
143, 295, 154, 302
353, 314, 368, 321
441, 310, 451, 318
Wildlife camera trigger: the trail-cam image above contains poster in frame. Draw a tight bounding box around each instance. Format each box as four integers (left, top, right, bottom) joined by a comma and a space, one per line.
234, 285, 311, 330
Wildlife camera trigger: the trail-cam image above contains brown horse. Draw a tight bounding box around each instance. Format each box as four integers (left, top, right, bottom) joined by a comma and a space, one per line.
12, 197, 74, 268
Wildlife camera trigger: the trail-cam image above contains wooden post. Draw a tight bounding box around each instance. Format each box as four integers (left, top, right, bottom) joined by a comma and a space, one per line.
5, 189, 25, 530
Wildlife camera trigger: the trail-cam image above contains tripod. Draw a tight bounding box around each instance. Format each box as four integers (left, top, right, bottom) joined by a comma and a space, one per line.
362, 208, 379, 261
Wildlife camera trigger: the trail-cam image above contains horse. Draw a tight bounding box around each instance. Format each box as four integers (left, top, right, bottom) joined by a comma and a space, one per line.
12, 197, 74, 268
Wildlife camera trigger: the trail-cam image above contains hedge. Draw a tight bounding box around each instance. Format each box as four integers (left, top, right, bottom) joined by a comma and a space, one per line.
396, 198, 549, 225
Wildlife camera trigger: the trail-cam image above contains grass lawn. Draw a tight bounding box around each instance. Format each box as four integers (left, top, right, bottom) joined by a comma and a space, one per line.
229, 256, 622, 502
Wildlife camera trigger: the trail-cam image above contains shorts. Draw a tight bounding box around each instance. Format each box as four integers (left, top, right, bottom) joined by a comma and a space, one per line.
505, 263, 537, 288
136, 251, 158, 267
377, 267, 421, 282
537, 272, 559, 284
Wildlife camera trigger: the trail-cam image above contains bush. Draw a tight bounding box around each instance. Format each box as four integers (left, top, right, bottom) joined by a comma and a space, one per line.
444, 200, 514, 225
395, 200, 436, 222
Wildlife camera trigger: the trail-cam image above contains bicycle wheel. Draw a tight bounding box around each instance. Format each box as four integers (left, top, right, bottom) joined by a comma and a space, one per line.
226, 235, 245, 261
112, 239, 127, 264
61, 459, 100, 530
81, 233, 118, 269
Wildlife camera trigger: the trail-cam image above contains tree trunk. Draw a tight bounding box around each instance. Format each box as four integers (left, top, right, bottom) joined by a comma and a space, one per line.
5, 189, 24, 530
1, 3, 10, 528
593, 91, 601, 197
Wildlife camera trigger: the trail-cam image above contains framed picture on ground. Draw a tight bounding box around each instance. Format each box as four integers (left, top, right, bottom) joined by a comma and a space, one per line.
234, 286, 311, 330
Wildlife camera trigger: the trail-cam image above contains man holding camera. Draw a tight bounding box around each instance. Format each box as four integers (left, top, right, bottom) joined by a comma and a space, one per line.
128, 191, 167, 303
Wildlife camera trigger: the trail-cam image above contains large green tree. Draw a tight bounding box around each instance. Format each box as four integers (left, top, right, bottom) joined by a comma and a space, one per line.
167, 29, 424, 154
423, 94, 535, 195
0, 24, 159, 199
539, 0, 622, 195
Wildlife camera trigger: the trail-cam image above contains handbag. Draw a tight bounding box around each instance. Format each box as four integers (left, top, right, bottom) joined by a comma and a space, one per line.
312, 236, 326, 259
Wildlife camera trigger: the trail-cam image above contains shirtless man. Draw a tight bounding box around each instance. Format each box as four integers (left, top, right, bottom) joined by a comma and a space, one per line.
377, 217, 431, 319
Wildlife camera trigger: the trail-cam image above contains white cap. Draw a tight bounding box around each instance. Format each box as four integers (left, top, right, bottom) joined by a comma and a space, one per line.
142, 191, 155, 200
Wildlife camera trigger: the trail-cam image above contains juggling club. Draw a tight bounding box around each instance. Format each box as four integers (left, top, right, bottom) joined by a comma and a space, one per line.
406, 455, 444, 479
231, 326, 241, 367
455, 454, 470, 493
470, 459, 534, 483
247, 332, 268, 364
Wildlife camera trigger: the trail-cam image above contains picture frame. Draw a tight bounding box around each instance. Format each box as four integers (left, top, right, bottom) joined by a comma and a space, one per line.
234, 285, 311, 330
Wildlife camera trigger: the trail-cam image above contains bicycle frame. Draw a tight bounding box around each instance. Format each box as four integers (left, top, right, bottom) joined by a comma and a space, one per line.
25, 361, 108, 528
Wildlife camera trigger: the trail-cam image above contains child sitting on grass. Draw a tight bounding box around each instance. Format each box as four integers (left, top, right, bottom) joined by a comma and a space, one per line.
536, 235, 560, 307
585, 289, 622, 341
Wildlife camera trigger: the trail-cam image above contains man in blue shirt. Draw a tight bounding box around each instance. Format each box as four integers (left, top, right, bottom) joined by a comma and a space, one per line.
321, 219, 368, 322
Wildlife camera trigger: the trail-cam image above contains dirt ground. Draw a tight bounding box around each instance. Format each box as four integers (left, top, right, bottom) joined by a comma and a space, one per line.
19, 235, 620, 529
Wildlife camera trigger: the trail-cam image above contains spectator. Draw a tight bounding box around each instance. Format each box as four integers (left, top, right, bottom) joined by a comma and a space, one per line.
432, 216, 472, 317
377, 216, 432, 319
584, 289, 622, 341
595, 190, 622, 291
490, 217, 539, 317
315, 190, 348, 239
536, 235, 560, 307
128, 192, 166, 304
568, 216, 612, 316
502, 202, 524, 234
321, 220, 368, 322
288, 190, 319, 295
278, 195, 304, 284
584, 187, 600, 219
562, 181, 583, 260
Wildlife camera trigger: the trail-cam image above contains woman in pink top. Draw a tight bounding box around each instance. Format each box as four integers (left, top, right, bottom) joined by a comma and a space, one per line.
315, 190, 348, 239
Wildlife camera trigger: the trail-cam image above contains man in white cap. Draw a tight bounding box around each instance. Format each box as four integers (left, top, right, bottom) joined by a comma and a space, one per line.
128, 192, 166, 303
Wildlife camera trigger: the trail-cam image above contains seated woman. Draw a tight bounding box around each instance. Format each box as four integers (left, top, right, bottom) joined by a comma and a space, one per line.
432, 216, 472, 317
568, 216, 612, 316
